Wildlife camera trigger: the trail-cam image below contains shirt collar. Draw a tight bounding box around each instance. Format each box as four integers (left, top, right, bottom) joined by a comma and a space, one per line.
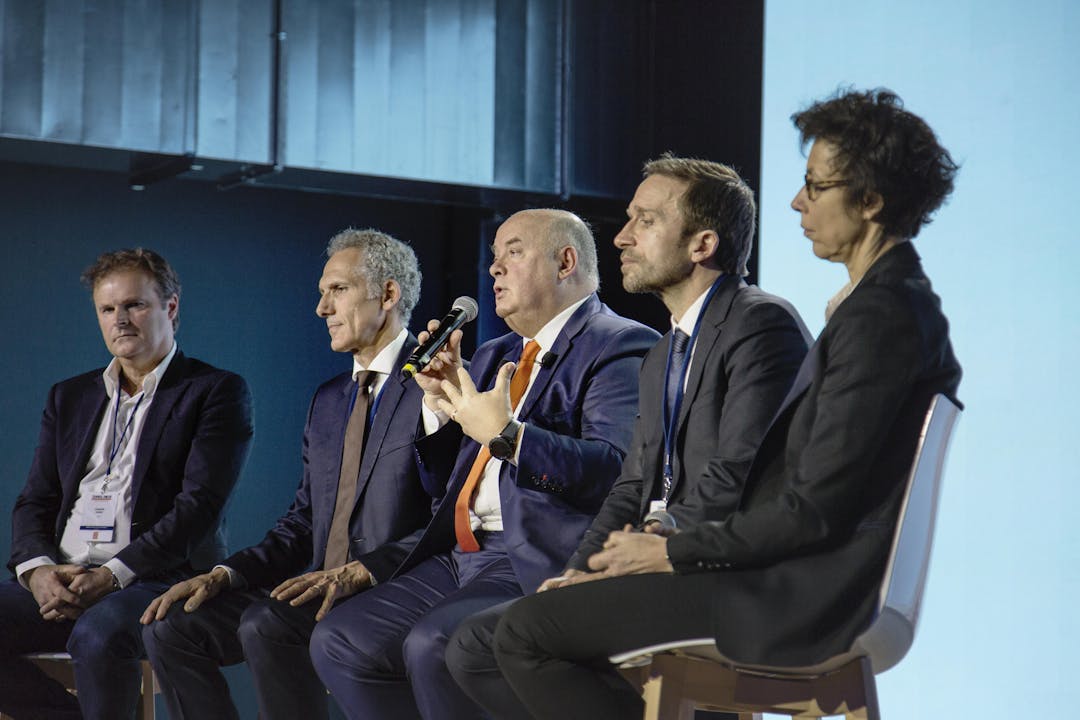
523, 295, 590, 354
102, 342, 178, 400
825, 279, 859, 323
352, 327, 408, 380
671, 285, 712, 336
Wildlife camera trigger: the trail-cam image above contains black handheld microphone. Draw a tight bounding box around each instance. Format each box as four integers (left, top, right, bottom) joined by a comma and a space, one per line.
401, 296, 479, 379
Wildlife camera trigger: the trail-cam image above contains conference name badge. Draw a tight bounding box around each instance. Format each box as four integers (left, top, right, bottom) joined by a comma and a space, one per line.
78, 493, 117, 542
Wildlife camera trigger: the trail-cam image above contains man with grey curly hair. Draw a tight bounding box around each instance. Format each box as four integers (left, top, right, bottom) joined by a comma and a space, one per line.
142, 228, 433, 720
327, 227, 423, 327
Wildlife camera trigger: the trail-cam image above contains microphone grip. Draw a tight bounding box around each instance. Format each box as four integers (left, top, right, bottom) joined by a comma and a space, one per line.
401, 308, 467, 379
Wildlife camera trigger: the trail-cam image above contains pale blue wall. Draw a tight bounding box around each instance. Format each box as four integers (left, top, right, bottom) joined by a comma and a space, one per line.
761, 0, 1080, 714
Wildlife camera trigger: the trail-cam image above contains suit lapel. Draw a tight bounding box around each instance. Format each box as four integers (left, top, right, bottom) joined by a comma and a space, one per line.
769, 328, 822, 431
312, 374, 355, 555
676, 277, 741, 430
352, 337, 417, 513
67, 379, 109, 496
132, 353, 189, 502
516, 294, 600, 421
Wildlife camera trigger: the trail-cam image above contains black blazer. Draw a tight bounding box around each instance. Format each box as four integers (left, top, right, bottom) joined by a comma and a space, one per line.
666, 242, 963, 667
567, 277, 810, 570
8, 351, 254, 579
223, 337, 431, 587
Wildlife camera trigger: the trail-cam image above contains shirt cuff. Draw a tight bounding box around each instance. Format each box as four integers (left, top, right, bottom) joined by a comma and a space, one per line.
421, 402, 449, 436
103, 558, 136, 589
213, 564, 245, 589
15, 557, 55, 590
511, 421, 526, 465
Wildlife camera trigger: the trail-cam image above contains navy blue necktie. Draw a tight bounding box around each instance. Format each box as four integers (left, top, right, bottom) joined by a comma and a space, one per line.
666, 329, 690, 420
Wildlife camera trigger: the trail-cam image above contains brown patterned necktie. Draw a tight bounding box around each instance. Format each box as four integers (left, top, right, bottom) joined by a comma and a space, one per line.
453, 340, 541, 552
324, 370, 376, 569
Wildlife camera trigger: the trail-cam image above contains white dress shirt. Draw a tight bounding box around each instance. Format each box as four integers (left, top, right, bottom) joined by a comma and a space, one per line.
16, 343, 178, 589
469, 296, 590, 532
670, 284, 712, 391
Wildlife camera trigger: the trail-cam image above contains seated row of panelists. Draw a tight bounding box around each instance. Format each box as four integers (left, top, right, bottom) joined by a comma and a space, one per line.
0, 85, 960, 720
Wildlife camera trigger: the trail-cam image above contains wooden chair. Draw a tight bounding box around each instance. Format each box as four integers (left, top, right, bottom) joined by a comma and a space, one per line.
0, 651, 159, 720
610, 393, 962, 720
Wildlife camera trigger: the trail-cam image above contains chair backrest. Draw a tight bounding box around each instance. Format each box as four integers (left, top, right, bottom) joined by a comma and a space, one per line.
854, 393, 961, 673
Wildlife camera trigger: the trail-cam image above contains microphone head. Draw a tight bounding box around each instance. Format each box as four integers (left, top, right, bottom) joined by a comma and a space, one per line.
641, 510, 677, 531
452, 296, 479, 322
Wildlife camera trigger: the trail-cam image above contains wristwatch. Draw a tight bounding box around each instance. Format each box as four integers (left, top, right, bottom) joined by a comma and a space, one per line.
488, 419, 521, 461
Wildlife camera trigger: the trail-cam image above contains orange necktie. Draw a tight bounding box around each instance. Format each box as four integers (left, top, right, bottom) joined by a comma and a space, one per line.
454, 340, 541, 552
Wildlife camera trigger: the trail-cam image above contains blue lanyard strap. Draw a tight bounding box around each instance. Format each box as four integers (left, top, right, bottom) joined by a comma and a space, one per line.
107, 389, 145, 479
660, 274, 728, 501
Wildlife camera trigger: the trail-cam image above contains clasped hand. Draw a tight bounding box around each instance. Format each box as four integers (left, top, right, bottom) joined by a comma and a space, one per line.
28, 564, 118, 622
537, 524, 675, 592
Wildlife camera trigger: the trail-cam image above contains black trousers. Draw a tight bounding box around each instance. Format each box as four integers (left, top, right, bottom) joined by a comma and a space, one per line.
481, 572, 720, 720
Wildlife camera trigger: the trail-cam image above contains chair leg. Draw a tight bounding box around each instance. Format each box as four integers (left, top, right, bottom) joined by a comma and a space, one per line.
844, 656, 879, 720
19, 656, 157, 720
138, 659, 157, 720
642, 667, 697, 720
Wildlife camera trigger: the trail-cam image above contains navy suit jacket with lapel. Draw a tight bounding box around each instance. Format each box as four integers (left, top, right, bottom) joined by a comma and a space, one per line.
567, 278, 810, 570
8, 351, 253, 579
224, 337, 431, 587
665, 242, 963, 667
405, 294, 659, 593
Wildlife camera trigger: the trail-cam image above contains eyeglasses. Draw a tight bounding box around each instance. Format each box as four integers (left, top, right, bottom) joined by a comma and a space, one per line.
803, 176, 849, 201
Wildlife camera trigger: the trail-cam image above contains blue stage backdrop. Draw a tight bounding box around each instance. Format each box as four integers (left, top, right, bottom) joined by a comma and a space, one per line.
760, 0, 1080, 715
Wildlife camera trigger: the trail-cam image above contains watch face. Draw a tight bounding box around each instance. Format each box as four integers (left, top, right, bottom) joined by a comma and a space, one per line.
489, 435, 513, 461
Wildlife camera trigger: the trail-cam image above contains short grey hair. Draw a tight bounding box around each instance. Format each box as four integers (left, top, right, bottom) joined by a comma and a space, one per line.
326, 228, 422, 325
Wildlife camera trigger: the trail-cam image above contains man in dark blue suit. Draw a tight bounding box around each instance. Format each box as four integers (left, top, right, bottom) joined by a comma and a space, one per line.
139, 229, 432, 720
0, 249, 254, 720
309, 209, 660, 720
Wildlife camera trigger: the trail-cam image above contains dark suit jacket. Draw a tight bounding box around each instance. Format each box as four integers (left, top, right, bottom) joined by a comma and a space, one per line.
8, 351, 254, 579
666, 242, 962, 667
567, 278, 810, 570
223, 338, 431, 587
401, 294, 660, 593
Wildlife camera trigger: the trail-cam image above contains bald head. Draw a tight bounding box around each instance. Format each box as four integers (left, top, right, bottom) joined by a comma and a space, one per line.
516, 208, 599, 293
489, 209, 598, 337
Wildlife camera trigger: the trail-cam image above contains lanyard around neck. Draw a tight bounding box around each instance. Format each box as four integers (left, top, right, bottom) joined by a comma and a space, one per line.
107, 389, 144, 481
660, 274, 727, 501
